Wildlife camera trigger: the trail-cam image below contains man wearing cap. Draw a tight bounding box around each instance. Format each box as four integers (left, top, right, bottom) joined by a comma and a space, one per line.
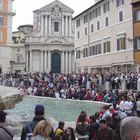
0, 110, 14, 140
21, 104, 55, 140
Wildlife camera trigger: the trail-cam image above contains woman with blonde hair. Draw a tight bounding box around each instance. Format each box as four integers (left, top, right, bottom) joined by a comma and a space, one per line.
32, 119, 53, 140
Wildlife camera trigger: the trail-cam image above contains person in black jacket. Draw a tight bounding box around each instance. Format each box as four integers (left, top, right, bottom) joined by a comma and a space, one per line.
89, 115, 99, 140
21, 104, 55, 140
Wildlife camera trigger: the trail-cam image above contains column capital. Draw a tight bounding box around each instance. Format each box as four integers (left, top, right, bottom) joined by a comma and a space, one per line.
40, 49, 44, 52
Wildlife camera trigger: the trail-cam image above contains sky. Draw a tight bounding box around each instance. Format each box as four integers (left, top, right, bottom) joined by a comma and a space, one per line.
12, 0, 95, 31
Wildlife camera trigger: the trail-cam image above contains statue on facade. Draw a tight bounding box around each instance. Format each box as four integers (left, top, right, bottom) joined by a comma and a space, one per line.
33, 13, 41, 33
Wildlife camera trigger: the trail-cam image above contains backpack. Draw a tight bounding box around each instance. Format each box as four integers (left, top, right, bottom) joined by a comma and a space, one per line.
76, 123, 89, 136
26, 121, 34, 140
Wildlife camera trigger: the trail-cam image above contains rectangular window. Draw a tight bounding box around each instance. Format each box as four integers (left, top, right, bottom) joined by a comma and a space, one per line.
76, 50, 80, 59
95, 7, 101, 18
117, 37, 126, 51
104, 41, 110, 53
83, 48, 88, 57
97, 44, 101, 54
92, 46, 95, 55
89, 12, 92, 20
84, 15, 88, 23
116, 0, 124, 7
54, 22, 59, 32
103, 2, 110, 13
119, 11, 123, 22
0, 16, 3, 26
85, 48, 88, 57
134, 10, 140, 21
16, 55, 20, 63
105, 17, 109, 27
93, 10, 95, 19
89, 47, 93, 56
91, 24, 94, 33
92, 44, 101, 55
77, 31, 80, 39
136, 38, 140, 50
76, 19, 80, 27
83, 49, 85, 58
85, 27, 87, 35
97, 21, 100, 30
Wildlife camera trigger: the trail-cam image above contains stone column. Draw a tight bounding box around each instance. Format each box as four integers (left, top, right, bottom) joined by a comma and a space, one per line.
65, 16, 68, 36
26, 51, 28, 72
47, 15, 49, 35
44, 51, 47, 72
41, 15, 44, 36
48, 51, 51, 72
45, 15, 48, 36
43, 15, 45, 36
65, 51, 68, 73
69, 51, 72, 73
61, 51, 64, 73
29, 50, 32, 72
69, 16, 72, 36
49, 15, 51, 36
62, 16, 64, 36
40, 50, 44, 72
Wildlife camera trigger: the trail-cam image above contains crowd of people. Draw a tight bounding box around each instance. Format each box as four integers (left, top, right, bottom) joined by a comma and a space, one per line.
0, 71, 140, 140
0, 103, 140, 140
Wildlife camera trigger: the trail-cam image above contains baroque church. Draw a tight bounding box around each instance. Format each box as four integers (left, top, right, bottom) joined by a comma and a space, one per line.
25, 0, 74, 73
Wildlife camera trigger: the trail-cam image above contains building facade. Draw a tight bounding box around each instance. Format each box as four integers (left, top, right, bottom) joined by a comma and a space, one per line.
0, 0, 15, 73
25, 0, 74, 73
74, 0, 135, 73
11, 25, 33, 73
132, 0, 140, 72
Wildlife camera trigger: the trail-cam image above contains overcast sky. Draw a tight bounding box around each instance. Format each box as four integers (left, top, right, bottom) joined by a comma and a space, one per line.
12, 0, 95, 31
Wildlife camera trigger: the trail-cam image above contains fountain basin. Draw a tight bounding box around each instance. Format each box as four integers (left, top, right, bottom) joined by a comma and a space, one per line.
6, 95, 108, 140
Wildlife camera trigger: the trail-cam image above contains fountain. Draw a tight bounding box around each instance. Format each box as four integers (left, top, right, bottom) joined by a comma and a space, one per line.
0, 86, 22, 110
5, 95, 107, 140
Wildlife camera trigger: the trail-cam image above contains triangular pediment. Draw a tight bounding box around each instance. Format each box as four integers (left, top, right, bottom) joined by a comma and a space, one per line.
34, 0, 74, 13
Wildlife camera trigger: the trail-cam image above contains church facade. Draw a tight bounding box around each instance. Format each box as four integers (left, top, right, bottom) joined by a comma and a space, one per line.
25, 0, 75, 73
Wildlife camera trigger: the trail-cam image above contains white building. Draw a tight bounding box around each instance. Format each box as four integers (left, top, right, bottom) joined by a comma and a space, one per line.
11, 25, 33, 73
25, 0, 75, 73
74, 0, 135, 73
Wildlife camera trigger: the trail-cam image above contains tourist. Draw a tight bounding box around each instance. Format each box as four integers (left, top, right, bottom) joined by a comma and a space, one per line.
136, 95, 140, 117
89, 115, 99, 140
0, 110, 14, 140
62, 127, 75, 140
32, 119, 52, 140
55, 121, 65, 140
77, 111, 90, 123
96, 119, 116, 140
21, 104, 55, 140
120, 116, 140, 140
100, 105, 111, 120
76, 113, 89, 140
124, 97, 133, 116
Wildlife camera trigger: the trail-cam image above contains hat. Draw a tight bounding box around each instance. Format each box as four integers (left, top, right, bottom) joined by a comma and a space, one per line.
0, 110, 7, 118
35, 104, 45, 115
